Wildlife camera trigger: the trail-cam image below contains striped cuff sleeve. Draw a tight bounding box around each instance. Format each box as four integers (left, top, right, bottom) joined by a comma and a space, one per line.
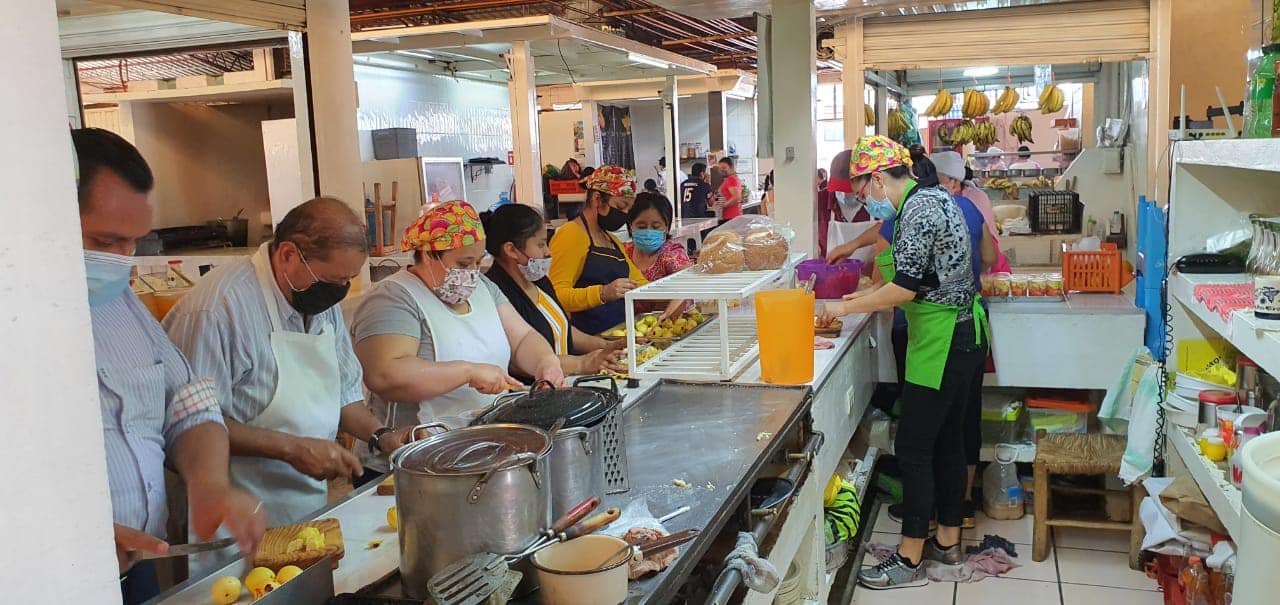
163, 378, 226, 447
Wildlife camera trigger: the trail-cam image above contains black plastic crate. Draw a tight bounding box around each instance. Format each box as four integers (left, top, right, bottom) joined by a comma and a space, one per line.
1028, 191, 1083, 234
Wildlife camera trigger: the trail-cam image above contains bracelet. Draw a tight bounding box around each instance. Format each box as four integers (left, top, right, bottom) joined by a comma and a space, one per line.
369, 427, 395, 454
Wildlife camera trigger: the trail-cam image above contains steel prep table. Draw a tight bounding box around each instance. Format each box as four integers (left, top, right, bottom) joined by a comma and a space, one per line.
148, 311, 880, 605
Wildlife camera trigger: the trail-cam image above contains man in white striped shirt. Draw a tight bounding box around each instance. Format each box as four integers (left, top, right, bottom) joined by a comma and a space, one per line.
74, 129, 265, 603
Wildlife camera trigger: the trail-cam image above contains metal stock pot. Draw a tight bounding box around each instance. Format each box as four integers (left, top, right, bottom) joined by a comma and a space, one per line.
389, 422, 552, 599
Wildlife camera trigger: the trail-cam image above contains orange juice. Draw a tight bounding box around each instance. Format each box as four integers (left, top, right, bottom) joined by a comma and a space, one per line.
154, 289, 190, 320
754, 288, 815, 384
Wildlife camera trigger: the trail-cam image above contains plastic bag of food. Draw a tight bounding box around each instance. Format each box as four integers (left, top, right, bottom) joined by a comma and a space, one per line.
696, 215, 794, 273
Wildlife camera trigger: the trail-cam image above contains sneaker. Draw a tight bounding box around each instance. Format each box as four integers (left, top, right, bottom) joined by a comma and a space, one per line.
922, 537, 963, 566
962, 500, 977, 529
886, 503, 937, 530
858, 552, 928, 590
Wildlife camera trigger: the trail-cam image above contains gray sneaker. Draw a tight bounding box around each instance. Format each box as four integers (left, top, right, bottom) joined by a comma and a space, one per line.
922, 537, 963, 566
858, 552, 928, 590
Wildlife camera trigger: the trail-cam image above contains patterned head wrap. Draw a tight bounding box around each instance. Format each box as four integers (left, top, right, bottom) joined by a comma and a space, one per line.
849, 135, 913, 178
582, 165, 637, 198
401, 200, 485, 252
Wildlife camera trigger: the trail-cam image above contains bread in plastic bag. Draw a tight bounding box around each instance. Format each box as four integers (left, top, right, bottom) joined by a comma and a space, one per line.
697, 215, 793, 273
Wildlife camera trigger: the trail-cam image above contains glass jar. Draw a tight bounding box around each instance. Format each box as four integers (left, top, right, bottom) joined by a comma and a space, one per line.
1044, 273, 1064, 297
992, 273, 1012, 297
1009, 274, 1030, 297
1028, 275, 1048, 297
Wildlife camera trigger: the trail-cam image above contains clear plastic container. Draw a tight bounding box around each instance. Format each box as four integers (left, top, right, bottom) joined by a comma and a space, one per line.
982, 444, 1025, 520
992, 272, 1012, 297
1028, 275, 1048, 297
1009, 274, 1030, 297
1044, 273, 1064, 297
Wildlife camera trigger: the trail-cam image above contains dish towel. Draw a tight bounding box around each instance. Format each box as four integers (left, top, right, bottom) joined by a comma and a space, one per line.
724, 532, 780, 593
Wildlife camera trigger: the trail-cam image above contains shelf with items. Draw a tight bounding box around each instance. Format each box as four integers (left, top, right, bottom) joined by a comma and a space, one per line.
1170, 272, 1280, 379
624, 253, 806, 381
1169, 425, 1241, 540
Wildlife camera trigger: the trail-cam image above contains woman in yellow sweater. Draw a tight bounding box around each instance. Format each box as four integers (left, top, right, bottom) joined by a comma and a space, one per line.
549, 165, 647, 334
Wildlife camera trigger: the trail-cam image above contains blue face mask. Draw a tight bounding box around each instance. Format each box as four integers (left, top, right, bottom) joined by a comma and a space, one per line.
631, 228, 667, 254
863, 177, 898, 220
84, 250, 134, 307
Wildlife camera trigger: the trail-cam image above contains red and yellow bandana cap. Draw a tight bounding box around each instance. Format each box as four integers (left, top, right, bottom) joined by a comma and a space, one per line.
850, 135, 913, 178
401, 200, 485, 252
582, 165, 637, 197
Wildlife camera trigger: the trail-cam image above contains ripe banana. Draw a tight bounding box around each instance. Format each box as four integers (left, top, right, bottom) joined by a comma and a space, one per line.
994, 86, 1020, 114
1038, 84, 1063, 114
865, 105, 875, 126
925, 89, 954, 118
1009, 115, 1035, 144
887, 109, 909, 139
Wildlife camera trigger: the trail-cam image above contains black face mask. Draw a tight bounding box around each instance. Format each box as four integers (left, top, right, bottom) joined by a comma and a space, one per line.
286, 253, 351, 315
597, 207, 628, 231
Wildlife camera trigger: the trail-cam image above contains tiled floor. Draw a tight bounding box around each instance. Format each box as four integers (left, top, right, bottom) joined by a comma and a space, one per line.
849, 508, 1163, 604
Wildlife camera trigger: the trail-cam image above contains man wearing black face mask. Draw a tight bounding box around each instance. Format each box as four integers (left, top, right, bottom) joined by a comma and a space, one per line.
164, 198, 415, 547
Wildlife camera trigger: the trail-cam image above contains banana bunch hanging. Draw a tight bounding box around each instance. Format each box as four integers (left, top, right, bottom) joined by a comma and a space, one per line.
924, 89, 954, 118
1010, 115, 1034, 144
887, 109, 909, 139
992, 86, 1020, 114
947, 120, 977, 146
865, 105, 875, 127
961, 88, 990, 119
972, 121, 999, 148
1038, 83, 1064, 114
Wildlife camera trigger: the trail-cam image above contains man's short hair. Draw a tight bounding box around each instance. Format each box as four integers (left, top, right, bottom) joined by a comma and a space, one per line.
273, 197, 368, 260
719, 156, 735, 169
71, 127, 154, 211
691, 162, 707, 178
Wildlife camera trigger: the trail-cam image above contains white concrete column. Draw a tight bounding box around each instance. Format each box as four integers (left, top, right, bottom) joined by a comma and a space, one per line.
770, 0, 818, 257
841, 18, 866, 147
0, 1, 120, 600
507, 41, 543, 209
300, 0, 362, 211
288, 31, 318, 202
63, 59, 82, 128
661, 74, 680, 217
875, 82, 889, 138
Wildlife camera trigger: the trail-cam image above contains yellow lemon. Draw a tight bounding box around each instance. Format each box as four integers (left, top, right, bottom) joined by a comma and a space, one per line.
387, 505, 398, 530
244, 567, 275, 597
257, 581, 281, 600
211, 576, 241, 605
294, 526, 322, 542
275, 565, 304, 584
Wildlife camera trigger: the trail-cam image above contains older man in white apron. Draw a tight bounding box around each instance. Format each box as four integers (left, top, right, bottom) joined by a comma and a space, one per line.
164, 198, 413, 574
72, 128, 265, 603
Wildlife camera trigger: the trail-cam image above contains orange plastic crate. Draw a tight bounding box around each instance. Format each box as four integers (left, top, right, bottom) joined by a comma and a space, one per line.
1062, 242, 1123, 294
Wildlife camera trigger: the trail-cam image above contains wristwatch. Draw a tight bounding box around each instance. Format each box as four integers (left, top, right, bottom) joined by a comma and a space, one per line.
369, 427, 395, 454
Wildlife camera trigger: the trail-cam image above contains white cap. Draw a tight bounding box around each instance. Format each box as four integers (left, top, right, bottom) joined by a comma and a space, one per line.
932, 151, 966, 181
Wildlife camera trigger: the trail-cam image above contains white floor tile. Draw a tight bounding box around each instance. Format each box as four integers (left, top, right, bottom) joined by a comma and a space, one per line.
1052, 526, 1132, 553
1057, 547, 1157, 591
961, 539, 1057, 583
851, 580, 955, 605
1060, 583, 1163, 605
955, 577, 1061, 605
874, 505, 902, 534
970, 511, 1036, 545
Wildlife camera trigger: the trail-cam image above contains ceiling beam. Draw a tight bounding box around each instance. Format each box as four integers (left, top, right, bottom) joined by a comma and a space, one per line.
350, 0, 549, 26
660, 32, 754, 46
600, 7, 666, 17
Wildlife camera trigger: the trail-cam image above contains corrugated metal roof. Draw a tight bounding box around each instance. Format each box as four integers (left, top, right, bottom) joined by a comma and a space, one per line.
77, 50, 254, 92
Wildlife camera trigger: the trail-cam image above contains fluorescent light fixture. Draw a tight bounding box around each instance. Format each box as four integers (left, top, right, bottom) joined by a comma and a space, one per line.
627, 52, 669, 69
551, 103, 583, 111
962, 66, 1000, 78
397, 50, 434, 60
635, 96, 661, 101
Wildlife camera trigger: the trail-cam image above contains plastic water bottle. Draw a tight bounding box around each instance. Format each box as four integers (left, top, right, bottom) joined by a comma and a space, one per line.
982, 444, 1024, 520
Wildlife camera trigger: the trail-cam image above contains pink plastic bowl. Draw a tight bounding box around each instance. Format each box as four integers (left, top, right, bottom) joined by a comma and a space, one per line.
796, 259, 864, 299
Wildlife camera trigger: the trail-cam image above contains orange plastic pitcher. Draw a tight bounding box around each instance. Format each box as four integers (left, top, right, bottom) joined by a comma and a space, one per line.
755, 288, 815, 384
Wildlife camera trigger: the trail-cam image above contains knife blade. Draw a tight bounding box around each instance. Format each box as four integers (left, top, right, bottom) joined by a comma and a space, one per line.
137, 537, 236, 560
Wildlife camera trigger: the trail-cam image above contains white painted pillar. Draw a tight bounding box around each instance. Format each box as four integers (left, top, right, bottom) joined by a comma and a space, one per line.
875, 83, 889, 138
288, 32, 318, 202
507, 41, 543, 208
63, 59, 82, 128
300, 0, 362, 210
842, 18, 866, 147
661, 74, 681, 218
770, 0, 818, 257
0, 1, 121, 601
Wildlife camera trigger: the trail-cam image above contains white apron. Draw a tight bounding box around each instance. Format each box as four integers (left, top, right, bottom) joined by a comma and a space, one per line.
827, 219, 881, 268
385, 270, 512, 423
231, 245, 342, 524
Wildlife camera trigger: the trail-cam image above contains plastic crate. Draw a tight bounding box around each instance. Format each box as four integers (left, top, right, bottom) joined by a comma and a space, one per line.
1062, 242, 1124, 293
548, 179, 584, 195
1028, 191, 1083, 234
1026, 391, 1093, 436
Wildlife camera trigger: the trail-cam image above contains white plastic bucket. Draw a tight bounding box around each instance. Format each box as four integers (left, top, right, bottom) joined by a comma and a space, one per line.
1235, 432, 1280, 605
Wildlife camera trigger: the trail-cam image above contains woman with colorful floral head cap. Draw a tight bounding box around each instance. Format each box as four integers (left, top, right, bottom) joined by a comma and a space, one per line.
549, 165, 649, 334
818, 135, 988, 591
350, 200, 565, 479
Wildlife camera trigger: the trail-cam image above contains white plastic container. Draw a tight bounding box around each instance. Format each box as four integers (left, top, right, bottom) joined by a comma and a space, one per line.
1235, 432, 1280, 605
982, 444, 1025, 520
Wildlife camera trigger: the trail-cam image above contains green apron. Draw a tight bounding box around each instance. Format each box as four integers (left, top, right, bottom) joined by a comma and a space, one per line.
875, 186, 987, 390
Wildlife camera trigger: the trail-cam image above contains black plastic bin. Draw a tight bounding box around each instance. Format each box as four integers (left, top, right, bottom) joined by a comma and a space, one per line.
1028, 191, 1083, 234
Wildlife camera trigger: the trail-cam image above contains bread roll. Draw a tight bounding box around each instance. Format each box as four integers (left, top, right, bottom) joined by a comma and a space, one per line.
699, 231, 745, 274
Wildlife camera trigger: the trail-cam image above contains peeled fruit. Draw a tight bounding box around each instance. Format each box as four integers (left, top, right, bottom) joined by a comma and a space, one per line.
285, 538, 305, 554
294, 527, 322, 542
244, 567, 276, 597
275, 565, 304, 584
303, 535, 326, 551
387, 505, 398, 530
211, 576, 242, 605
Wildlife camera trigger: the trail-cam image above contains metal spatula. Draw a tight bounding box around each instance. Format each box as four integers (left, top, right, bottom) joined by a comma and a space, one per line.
428, 500, 619, 605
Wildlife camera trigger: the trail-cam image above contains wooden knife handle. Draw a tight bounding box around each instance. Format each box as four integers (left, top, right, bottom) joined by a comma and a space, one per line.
551, 497, 600, 533
562, 508, 620, 540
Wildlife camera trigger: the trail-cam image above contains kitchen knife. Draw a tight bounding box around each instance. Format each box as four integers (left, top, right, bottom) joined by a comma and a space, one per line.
137, 537, 236, 560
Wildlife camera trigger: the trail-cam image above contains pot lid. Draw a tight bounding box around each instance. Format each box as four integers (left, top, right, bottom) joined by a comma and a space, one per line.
474, 385, 616, 430
395, 424, 550, 476
1199, 389, 1237, 405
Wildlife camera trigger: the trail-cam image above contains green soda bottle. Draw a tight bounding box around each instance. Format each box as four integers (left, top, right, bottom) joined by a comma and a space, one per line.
1246, 44, 1280, 138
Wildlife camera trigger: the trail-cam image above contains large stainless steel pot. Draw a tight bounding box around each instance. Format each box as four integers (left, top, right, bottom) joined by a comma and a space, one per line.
390, 423, 552, 600
548, 426, 606, 521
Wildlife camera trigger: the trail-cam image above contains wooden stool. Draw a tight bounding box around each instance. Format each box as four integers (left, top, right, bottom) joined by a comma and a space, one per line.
1032, 431, 1144, 569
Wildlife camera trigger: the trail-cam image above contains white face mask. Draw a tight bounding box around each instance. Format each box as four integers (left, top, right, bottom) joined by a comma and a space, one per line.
430, 258, 481, 305
520, 256, 552, 282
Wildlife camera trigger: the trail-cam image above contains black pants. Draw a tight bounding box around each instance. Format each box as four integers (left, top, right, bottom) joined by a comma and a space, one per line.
893, 316, 985, 467
120, 560, 159, 604
894, 331, 987, 539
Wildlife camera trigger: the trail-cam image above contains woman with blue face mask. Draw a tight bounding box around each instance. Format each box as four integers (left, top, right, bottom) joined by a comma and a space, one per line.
623, 192, 693, 283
